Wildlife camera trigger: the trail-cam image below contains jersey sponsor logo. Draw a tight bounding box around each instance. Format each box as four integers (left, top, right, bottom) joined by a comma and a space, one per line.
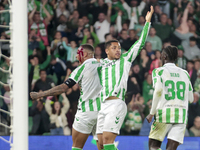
76, 118, 79, 121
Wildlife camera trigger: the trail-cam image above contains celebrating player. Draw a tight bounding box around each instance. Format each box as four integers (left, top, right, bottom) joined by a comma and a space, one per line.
96, 6, 154, 150
30, 44, 102, 150
146, 46, 194, 150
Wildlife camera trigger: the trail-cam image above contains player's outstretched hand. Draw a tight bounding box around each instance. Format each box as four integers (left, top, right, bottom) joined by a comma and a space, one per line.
145, 5, 154, 22
30, 92, 39, 100
146, 114, 154, 123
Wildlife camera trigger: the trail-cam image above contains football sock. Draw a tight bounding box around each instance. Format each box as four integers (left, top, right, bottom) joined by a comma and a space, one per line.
104, 144, 116, 150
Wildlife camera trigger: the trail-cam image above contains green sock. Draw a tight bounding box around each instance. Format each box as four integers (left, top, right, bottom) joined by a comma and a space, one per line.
104, 144, 115, 150
72, 147, 82, 150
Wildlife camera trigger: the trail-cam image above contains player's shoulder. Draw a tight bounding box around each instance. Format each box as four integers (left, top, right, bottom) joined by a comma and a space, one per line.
152, 66, 165, 78
180, 68, 190, 79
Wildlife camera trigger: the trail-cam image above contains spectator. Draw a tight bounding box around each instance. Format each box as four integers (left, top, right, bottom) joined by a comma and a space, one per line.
142, 74, 154, 104
149, 50, 162, 74
28, 30, 45, 55
48, 55, 66, 85
0, 3, 10, 34
137, 49, 151, 73
67, 10, 80, 31
71, 18, 85, 42
110, 0, 128, 24
51, 31, 63, 57
35, 0, 54, 20
151, 4, 162, 25
187, 60, 197, 88
188, 92, 200, 129
94, 46, 102, 59
183, 36, 200, 60
146, 27, 162, 51
33, 69, 55, 92
29, 97, 50, 135
45, 93, 71, 135
98, 33, 113, 58
81, 26, 100, 48
28, 4, 51, 46
189, 116, 200, 136
56, 0, 70, 19
194, 60, 200, 72
29, 47, 51, 85
153, 13, 172, 41
176, 45, 187, 70
121, 0, 146, 22
134, 16, 145, 37
62, 38, 78, 62
87, 0, 108, 24
157, 0, 170, 17
126, 29, 137, 48
145, 42, 154, 58
122, 94, 144, 135
118, 29, 130, 51
94, 3, 112, 43
56, 14, 68, 34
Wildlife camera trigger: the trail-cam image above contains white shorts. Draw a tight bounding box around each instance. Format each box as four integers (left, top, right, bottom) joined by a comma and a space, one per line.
149, 121, 186, 144
73, 110, 98, 140
97, 99, 127, 135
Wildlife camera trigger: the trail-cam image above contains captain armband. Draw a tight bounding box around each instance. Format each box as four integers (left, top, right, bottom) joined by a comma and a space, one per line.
64, 78, 76, 88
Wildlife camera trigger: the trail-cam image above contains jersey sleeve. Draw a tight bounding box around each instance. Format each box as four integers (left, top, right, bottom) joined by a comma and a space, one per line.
150, 68, 163, 115
184, 70, 194, 103
121, 22, 151, 63
68, 64, 85, 83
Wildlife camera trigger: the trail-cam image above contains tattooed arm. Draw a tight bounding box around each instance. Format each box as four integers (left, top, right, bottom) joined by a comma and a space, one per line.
30, 83, 69, 100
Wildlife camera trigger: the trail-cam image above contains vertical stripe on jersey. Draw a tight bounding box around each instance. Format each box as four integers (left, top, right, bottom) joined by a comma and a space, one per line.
82, 101, 86, 112
105, 67, 109, 96
117, 89, 121, 97
122, 88, 125, 101
166, 108, 171, 123
158, 109, 162, 122
175, 108, 179, 123
89, 99, 94, 111
118, 58, 124, 86
110, 64, 116, 96
96, 97, 101, 111
74, 65, 85, 81
97, 66, 102, 85
183, 109, 186, 123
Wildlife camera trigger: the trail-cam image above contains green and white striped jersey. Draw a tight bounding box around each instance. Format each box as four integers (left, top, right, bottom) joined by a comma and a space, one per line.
98, 22, 151, 102
150, 63, 194, 124
68, 58, 102, 112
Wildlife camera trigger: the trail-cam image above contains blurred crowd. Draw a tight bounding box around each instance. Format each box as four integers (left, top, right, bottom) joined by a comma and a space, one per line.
0, 0, 200, 136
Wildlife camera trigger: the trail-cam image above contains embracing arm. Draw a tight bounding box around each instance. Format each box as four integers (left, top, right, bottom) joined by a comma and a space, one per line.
30, 83, 69, 100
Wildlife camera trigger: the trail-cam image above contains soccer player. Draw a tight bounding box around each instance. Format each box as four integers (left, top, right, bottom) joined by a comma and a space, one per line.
30, 44, 102, 150
146, 46, 194, 150
96, 6, 154, 150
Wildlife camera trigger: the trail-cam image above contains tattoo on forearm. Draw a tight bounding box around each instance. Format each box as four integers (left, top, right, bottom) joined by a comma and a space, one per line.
41, 84, 68, 97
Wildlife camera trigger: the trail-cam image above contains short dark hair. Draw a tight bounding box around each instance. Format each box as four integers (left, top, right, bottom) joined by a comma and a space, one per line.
163, 46, 178, 62
39, 69, 46, 75
51, 55, 56, 61
189, 36, 196, 42
81, 44, 94, 52
105, 40, 119, 49
104, 33, 111, 40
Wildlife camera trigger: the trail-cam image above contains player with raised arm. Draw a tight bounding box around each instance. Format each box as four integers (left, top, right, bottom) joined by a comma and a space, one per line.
96, 6, 153, 150
146, 46, 194, 150
30, 44, 102, 150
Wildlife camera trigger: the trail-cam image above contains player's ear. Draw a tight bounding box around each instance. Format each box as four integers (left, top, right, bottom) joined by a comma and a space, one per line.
105, 48, 109, 55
